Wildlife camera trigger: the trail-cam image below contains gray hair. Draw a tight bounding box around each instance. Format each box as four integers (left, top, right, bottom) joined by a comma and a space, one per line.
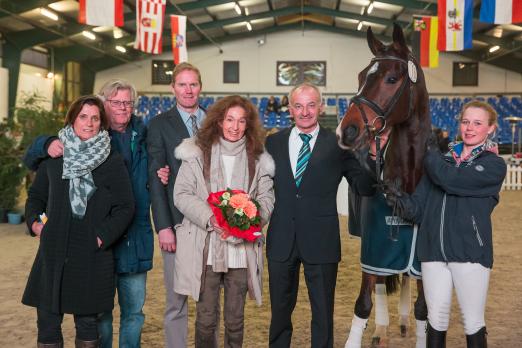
98, 79, 137, 104
288, 82, 323, 105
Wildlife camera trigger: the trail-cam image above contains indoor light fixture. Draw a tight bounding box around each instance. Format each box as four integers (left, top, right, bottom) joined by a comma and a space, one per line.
113, 28, 124, 39
47, 72, 54, 79
357, 21, 363, 31
40, 8, 59, 21
82, 30, 96, 40
246, 22, 252, 31
115, 45, 126, 53
245, 7, 249, 16
234, 3, 242, 15
368, 2, 374, 14
489, 45, 500, 53
360, 6, 365, 15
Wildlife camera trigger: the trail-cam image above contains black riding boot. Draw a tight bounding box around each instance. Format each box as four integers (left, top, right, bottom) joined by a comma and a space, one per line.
466, 327, 487, 348
427, 322, 446, 348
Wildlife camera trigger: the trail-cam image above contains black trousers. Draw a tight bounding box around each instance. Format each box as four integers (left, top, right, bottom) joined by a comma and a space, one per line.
37, 308, 98, 343
268, 243, 338, 348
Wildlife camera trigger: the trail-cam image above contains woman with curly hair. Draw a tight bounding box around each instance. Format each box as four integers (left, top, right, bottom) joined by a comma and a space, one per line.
173, 95, 275, 347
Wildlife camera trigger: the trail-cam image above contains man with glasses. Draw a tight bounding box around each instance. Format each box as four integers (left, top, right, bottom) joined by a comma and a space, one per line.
146, 62, 206, 348
22, 80, 167, 348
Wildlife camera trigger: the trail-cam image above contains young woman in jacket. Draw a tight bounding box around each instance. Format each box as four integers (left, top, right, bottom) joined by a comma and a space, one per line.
386, 100, 507, 348
173, 95, 275, 347
23, 95, 135, 348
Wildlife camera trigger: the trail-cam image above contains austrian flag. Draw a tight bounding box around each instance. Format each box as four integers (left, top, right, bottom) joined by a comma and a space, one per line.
134, 0, 167, 54
79, 0, 123, 27
437, 0, 473, 51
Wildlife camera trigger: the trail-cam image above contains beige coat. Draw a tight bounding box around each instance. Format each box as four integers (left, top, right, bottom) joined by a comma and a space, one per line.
173, 137, 275, 305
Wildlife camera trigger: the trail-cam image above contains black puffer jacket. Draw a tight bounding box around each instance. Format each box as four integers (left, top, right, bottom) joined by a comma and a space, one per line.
404, 148, 506, 268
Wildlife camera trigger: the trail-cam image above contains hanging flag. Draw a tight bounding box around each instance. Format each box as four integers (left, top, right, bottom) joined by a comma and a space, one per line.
438, 0, 473, 51
134, 0, 167, 54
170, 15, 188, 64
79, 0, 124, 27
480, 0, 522, 24
412, 16, 439, 68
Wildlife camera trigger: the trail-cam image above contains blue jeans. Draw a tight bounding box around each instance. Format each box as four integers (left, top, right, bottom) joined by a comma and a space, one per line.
98, 272, 147, 348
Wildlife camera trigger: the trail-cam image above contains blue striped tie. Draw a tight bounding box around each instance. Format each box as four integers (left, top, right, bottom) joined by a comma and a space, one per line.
295, 133, 312, 187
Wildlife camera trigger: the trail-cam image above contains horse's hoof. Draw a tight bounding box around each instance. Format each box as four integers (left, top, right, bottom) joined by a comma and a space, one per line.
400, 324, 408, 337
370, 336, 388, 348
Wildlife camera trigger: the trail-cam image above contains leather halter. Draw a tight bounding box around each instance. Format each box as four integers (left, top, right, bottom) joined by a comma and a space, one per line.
349, 55, 417, 185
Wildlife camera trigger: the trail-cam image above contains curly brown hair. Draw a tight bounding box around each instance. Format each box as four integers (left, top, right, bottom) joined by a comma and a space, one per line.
196, 95, 265, 178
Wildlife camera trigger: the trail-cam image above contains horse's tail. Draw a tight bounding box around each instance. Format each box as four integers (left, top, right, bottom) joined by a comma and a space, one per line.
386, 274, 400, 295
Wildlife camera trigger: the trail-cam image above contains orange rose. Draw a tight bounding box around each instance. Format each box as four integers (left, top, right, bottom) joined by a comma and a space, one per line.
229, 193, 250, 209
243, 201, 258, 219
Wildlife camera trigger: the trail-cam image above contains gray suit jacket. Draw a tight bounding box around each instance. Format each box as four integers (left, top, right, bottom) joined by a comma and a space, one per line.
147, 107, 192, 231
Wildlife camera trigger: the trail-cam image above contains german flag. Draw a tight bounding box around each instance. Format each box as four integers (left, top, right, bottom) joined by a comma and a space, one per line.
412, 16, 439, 68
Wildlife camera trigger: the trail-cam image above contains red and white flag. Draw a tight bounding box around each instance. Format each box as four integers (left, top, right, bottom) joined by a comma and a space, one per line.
134, 0, 167, 54
79, 0, 124, 27
170, 15, 188, 64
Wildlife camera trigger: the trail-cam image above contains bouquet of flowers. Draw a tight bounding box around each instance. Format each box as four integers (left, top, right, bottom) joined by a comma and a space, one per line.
207, 189, 262, 242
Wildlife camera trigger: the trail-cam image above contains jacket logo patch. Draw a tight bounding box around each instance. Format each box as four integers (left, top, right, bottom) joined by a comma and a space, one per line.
475, 165, 485, 172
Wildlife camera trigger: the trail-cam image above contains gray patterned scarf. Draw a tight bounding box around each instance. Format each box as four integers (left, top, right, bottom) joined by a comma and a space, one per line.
59, 125, 111, 219
209, 136, 248, 272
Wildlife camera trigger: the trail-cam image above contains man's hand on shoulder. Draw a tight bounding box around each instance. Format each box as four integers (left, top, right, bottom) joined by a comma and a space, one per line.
158, 227, 176, 253
48, 139, 64, 158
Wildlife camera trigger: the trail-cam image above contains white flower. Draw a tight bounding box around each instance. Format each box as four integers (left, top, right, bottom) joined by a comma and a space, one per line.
219, 200, 228, 206
235, 208, 244, 216
222, 192, 231, 200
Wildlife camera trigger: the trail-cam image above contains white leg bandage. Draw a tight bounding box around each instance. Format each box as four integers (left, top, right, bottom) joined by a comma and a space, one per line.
399, 275, 411, 319
375, 283, 389, 326
344, 314, 368, 348
415, 320, 427, 348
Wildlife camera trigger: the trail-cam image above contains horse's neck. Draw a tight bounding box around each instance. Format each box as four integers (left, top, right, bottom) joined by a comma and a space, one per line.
385, 129, 426, 194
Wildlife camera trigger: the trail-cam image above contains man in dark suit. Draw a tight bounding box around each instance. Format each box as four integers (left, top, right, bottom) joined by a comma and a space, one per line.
147, 62, 205, 348
265, 83, 375, 348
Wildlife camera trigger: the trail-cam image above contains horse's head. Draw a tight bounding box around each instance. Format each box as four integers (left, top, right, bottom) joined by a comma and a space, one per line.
336, 24, 425, 152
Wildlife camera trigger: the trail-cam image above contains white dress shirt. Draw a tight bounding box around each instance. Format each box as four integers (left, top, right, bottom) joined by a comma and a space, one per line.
289, 125, 320, 176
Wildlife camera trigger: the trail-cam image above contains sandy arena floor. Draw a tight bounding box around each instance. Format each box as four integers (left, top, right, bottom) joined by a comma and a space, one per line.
1, 191, 521, 347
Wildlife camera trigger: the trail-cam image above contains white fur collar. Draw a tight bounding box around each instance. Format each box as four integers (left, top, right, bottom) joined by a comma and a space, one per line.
175, 137, 275, 177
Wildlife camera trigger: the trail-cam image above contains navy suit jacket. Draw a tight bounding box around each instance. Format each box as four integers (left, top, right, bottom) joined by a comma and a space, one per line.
265, 126, 375, 264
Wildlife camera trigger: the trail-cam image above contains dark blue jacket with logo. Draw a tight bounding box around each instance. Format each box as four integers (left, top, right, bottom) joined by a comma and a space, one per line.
400, 147, 506, 269
23, 115, 153, 274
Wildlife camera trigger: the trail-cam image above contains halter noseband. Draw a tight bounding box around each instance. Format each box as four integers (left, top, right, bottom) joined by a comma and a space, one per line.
350, 56, 415, 135
349, 55, 417, 186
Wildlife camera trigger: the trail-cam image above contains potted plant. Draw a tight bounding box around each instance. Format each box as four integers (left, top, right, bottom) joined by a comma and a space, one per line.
0, 122, 26, 222
0, 92, 64, 223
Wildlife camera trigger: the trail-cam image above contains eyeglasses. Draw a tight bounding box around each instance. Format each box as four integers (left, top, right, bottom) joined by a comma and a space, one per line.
107, 100, 134, 108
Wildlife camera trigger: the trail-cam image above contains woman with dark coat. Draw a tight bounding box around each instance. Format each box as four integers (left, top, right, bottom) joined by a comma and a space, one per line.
23, 95, 135, 348
387, 100, 507, 348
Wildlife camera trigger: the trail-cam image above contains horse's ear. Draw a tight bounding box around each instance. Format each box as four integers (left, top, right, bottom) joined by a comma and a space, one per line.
392, 23, 407, 50
367, 26, 385, 55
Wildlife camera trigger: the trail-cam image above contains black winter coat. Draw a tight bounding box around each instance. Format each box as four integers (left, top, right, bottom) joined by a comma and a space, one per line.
23, 151, 135, 315
405, 149, 506, 268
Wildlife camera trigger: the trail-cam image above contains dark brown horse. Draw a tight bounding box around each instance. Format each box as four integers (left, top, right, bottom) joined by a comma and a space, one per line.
337, 24, 431, 348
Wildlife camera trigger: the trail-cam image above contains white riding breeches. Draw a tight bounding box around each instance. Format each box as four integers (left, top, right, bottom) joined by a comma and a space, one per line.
421, 262, 490, 335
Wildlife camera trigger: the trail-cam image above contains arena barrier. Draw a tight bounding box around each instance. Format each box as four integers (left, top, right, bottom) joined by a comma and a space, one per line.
503, 164, 522, 190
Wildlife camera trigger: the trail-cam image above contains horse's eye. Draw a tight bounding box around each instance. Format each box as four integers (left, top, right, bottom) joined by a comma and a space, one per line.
386, 76, 398, 84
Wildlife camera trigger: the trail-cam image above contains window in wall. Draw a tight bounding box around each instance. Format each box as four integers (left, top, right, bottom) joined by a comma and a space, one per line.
276, 61, 326, 86
223, 61, 239, 83
21, 49, 48, 69
65, 61, 81, 105
152, 60, 175, 85
453, 62, 478, 86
